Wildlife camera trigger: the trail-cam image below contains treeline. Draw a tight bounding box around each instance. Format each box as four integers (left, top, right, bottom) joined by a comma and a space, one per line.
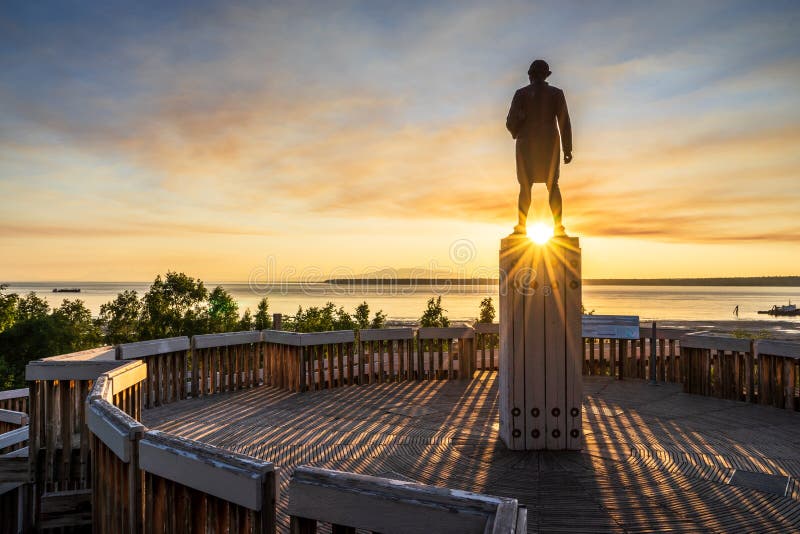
0, 272, 497, 389
0, 272, 385, 388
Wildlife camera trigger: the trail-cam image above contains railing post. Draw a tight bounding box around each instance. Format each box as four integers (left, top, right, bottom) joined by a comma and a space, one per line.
649, 322, 657, 385
299, 346, 307, 392
273, 313, 282, 331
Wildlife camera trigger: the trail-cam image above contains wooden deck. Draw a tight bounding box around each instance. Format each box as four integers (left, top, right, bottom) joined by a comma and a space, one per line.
143, 373, 800, 533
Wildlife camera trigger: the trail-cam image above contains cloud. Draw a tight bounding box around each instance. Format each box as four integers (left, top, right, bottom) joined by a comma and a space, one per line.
0, 220, 276, 239
2, 0, 799, 280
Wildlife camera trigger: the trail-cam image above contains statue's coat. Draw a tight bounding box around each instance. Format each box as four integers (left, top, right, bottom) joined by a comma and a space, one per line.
506, 81, 572, 187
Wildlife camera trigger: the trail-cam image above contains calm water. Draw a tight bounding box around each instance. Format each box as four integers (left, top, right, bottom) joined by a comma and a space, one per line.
4, 281, 800, 324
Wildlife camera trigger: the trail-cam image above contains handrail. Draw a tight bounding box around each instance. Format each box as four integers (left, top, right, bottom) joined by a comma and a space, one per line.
0, 388, 29, 402
680, 334, 751, 352
116, 336, 191, 360
139, 430, 275, 512
756, 339, 800, 359
25, 346, 119, 380
192, 330, 262, 349
262, 329, 354, 346
287, 466, 526, 533
359, 327, 414, 341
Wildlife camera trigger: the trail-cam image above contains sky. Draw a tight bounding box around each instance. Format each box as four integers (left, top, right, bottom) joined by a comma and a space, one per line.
1, 0, 799, 281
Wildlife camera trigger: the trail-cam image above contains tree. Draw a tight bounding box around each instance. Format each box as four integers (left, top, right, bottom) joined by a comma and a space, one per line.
286, 302, 384, 333
0, 284, 19, 333
239, 309, 254, 330
254, 298, 272, 330
17, 292, 50, 321
370, 309, 387, 329
354, 302, 371, 329
332, 305, 356, 331
353, 301, 386, 330
289, 303, 343, 332
98, 290, 142, 344
139, 272, 208, 339
206, 286, 239, 333
0, 297, 101, 388
419, 296, 449, 328
478, 297, 496, 324
51, 299, 103, 353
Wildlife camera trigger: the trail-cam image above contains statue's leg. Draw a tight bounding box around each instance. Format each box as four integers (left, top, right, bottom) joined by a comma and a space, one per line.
518, 181, 532, 230
548, 181, 563, 230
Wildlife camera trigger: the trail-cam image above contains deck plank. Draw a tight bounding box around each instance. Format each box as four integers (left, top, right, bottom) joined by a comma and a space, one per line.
143, 374, 800, 533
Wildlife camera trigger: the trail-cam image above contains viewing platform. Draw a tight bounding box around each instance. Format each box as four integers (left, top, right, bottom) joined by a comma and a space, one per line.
1, 323, 799, 532
143, 373, 800, 533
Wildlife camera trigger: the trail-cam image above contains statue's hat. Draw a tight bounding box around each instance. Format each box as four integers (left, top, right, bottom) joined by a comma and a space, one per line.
528, 59, 551, 78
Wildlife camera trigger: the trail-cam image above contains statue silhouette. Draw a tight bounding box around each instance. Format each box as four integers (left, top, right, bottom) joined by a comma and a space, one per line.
506, 59, 572, 236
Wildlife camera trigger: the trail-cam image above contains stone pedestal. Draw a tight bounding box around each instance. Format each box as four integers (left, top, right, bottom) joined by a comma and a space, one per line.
498, 234, 583, 450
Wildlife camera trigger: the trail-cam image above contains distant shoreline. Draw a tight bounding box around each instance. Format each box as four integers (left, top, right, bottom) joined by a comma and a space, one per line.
324, 276, 800, 287
5, 276, 799, 288
584, 276, 800, 286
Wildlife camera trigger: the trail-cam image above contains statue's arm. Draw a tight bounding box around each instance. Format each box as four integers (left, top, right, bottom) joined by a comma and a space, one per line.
556, 90, 572, 155
506, 90, 524, 139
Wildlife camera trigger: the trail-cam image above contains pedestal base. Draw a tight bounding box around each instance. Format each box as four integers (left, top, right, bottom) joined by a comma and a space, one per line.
498, 235, 583, 450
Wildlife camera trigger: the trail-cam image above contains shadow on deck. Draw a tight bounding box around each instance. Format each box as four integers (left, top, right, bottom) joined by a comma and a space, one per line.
143, 373, 800, 533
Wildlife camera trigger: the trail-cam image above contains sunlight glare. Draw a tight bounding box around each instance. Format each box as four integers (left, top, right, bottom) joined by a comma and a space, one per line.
528, 222, 553, 244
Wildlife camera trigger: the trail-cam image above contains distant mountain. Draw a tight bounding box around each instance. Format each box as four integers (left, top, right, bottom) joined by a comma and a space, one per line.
357, 267, 459, 278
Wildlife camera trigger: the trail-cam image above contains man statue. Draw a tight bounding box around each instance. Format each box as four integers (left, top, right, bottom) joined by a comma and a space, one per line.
506, 59, 572, 236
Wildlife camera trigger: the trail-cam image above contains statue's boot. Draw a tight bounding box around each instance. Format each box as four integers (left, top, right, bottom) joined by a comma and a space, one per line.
513, 224, 526, 235
554, 224, 567, 237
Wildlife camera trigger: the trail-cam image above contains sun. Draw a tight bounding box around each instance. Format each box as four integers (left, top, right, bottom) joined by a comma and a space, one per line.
528, 222, 553, 245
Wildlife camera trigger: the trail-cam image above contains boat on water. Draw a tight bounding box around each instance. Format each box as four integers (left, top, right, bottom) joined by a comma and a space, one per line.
52, 288, 81, 293
757, 302, 799, 316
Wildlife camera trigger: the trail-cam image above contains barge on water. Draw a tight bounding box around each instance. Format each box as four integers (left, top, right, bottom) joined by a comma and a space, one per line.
757, 302, 800, 316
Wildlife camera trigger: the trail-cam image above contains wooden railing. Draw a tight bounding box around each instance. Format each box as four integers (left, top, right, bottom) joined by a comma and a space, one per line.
118, 327, 481, 398
681, 336, 800, 410
0, 387, 29, 414
262, 327, 478, 391
287, 466, 526, 533
25, 346, 121, 530
262, 331, 302, 391
474, 322, 500, 371
582, 325, 688, 381
359, 327, 415, 382
0, 400, 30, 533
417, 326, 475, 380
0, 407, 28, 441
87, 362, 146, 532
191, 331, 264, 399
117, 336, 191, 408
86, 359, 277, 533
139, 431, 276, 534
681, 335, 752, 400
756, 340, 800, 410
0, 440, 30, 534
5, 318, 798, 532
262, 330, 357, 392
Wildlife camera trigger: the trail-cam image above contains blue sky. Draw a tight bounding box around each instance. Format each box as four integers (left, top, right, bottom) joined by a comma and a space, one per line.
1, 1, 799, 280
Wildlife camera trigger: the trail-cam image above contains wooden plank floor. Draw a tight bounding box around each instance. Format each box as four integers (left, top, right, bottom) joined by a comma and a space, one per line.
143, 374, 800, 533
